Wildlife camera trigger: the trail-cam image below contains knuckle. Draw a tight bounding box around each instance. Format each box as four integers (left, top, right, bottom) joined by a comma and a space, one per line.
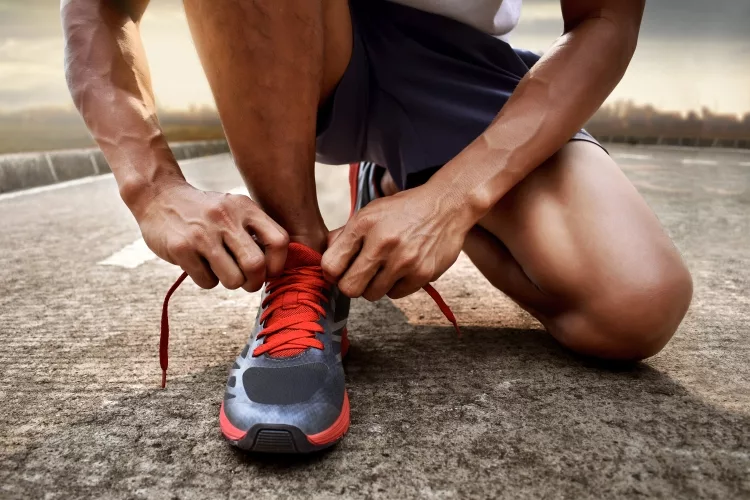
235, 194, 256, 209
267, 230, 289, 248
321, 256, 341, 278
169, 237, 192, 257
204, 247, 225, 264
414, 267, 433, 282
242, 254, 265, 274
355, 213, 374, 231
222, 274, 244, 290
338, 281, 359, 298
401, 252, 418, 267
187, 227, 209, 246
207, 200, 232, 223
380, 234, 399, 249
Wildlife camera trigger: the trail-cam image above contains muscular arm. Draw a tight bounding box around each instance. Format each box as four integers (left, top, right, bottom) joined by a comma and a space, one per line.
62, 0, 288, 290
62, 0, 182, 214
430, 0, 645, 218
323, 0, 645, 300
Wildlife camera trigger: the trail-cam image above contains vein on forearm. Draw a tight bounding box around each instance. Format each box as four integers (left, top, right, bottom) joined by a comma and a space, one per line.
432, 12, 640, 217
62, 0, 180, 201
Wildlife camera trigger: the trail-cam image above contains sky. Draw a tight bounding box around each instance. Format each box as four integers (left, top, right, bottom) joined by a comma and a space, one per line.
0, 0, 749, 115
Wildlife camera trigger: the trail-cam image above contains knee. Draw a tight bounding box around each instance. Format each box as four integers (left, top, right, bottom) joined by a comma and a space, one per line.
553, 258, 693, 361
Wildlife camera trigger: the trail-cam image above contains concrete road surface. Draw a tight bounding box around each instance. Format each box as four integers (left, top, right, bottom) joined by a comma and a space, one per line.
1, 145, 748, 499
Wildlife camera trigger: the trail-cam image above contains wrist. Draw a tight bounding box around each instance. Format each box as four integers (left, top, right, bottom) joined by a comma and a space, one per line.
422, 176, 483, 234
102, 140, 187, 221
120, 172, 188, 222
427, 147, 512, 222
425, 162, 496, 224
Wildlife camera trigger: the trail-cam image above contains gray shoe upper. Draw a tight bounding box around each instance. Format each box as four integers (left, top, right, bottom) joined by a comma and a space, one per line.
354, 161, 379, 212
223, 284, 350, 435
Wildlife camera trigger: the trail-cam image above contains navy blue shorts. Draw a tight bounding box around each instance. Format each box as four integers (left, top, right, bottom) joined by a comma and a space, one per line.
315, 0, 603, 190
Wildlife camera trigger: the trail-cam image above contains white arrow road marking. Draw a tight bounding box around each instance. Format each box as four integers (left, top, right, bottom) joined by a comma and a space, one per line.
98, 185, 249, 269
98, 238, 156, 269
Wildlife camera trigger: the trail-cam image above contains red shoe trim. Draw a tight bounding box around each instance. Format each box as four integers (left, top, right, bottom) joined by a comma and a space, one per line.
219, 402, 248, 441
341, 327, 350, 358
348, 163, 359, 217
306, 392, 350, 446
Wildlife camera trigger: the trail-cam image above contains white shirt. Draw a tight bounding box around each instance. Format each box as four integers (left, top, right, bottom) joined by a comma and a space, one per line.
387, 0, 522, 38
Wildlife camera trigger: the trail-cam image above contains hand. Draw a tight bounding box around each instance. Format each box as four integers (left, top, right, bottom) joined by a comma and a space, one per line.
322, 184, 474, 300
136, 182, 288, 291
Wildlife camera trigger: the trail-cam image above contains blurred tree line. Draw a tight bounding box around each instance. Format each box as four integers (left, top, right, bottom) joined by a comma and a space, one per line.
587, 101, 750, 147
0, 106, 224, 154
1, 101, 749, 155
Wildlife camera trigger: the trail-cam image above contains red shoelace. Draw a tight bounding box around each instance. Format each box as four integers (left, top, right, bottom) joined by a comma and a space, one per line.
159, 268, 460, 388
253, 266, 329, 358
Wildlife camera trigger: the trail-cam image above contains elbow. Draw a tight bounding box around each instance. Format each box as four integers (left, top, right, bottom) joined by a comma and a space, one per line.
564, 10, 642, 73
603, 18, 640, 71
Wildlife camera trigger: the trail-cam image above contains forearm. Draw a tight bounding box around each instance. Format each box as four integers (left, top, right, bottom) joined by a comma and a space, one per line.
429, 8, 642, 222
62, 0, 183, 217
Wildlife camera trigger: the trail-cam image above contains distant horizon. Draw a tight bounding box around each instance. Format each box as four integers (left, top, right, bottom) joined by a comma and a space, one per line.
1, 98, 747, 156
2, 99, 749, 119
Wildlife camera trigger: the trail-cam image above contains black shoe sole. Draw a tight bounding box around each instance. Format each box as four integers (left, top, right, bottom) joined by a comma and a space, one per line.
227, 423, 344, 454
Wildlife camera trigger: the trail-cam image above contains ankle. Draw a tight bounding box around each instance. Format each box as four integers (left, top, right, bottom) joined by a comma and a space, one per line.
287, 230, 328, 254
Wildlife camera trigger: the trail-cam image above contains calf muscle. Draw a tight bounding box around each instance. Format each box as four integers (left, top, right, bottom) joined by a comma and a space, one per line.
183, 0, 351, 250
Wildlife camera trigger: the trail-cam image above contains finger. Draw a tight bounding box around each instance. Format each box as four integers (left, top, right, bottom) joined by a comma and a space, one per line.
236, 196, 289, 277
179, 253, 220, 290
223, 229, 266, 292
327, 226, 345, 248
362, 265, 404, 302
203, 243, 246, 290
387, 276, 425, 300
321, 220, 364, 283
337, 247, 383, 298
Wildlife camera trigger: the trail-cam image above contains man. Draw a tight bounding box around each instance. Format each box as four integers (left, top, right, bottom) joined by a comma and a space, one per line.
62, 0, 692, 453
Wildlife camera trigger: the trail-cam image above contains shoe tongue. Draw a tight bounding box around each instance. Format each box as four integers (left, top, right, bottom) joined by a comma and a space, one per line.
284, 243, 322, 269
265, 242, 323, 359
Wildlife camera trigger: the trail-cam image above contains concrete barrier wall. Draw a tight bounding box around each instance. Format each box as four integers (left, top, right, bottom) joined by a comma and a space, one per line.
0, 139, 229, 194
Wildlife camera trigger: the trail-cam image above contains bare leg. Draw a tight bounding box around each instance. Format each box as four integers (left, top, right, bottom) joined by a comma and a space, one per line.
183, 0, 351, 252
382, 142, 692, 360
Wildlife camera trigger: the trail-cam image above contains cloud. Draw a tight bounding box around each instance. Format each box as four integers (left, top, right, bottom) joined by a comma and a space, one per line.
0, 0, 63, 39
0, 0, 748, 113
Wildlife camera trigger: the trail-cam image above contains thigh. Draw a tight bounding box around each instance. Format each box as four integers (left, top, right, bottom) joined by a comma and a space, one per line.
464, 141, 691, 357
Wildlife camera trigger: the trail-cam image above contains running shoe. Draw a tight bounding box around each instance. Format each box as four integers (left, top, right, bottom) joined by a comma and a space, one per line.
161, 243, 351, 453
